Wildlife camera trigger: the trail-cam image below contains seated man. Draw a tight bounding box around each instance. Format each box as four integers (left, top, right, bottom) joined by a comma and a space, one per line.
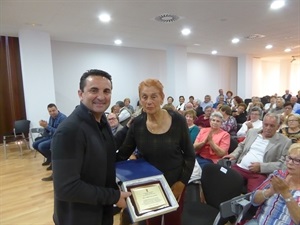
33, 103, 67, 167
223, 113, 291, 192
237, 107, 263, 138
107, 112, 123, 136
115, 101, 132, 126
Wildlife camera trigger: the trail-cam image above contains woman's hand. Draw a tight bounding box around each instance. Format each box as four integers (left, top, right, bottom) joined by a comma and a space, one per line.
270, 175, 289, 196
171, 181, 185, 202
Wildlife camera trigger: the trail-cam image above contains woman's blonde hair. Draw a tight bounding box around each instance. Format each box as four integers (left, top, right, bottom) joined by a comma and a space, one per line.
138, 79, 165, 100
288, 143, 300, 155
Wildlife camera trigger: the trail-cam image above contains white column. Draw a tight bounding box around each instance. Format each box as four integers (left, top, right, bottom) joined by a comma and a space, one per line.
237, 55, 253, 99
18, 29, 56, 130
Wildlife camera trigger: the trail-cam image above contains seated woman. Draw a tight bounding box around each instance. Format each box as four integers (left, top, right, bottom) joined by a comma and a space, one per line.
220, 105, 238, 136
193, 111, 230, 169
237, 107, 263, 138
279, 113, 300, 143
231, 96, 244, 111
194, 106, 212, 128
184, 109, 200, 143
244, 143, 300, 225
233, 103, 248, 125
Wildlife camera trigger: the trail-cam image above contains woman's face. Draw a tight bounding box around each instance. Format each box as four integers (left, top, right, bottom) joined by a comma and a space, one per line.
285, 150, 300, 176
287, 116, 299, 129
284, 105, 293, 116
167, 97, 173, 104
204, 107, 212, 117
210, 116, 222, 129
139, 86, 163, 114
185, 114, 194, 126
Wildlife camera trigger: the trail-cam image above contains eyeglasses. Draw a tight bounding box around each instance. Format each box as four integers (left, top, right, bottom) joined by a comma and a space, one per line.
285, 156, 300, 165
108, 118, 117, 121
288, 120, 298, 122
285, 107, 292, 110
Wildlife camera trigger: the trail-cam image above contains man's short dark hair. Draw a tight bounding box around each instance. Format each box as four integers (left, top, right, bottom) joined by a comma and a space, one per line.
116, 101, 125, 108
47, 103, 57, 109
79, 69, 112, 91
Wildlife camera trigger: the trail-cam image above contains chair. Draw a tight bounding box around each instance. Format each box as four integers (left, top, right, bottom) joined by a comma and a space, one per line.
3, 120, 31, 159
182, 164, 244, 225
219, 192, 252, 225
30, 127, 45, 157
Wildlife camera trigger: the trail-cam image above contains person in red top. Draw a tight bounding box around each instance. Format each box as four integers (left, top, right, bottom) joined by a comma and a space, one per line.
194, 106, 212, 128
194, 111, 230, 169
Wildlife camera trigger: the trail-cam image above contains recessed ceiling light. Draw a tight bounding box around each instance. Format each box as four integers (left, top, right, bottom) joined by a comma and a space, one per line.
181, 28, 191, 36
211, 50, 217, 55
194, 43, 200, 46
99, 13, 111, 23
114, 39, 122, 45
270, 0, 285, 10
231, 38, 240, 44
265, 45, 273, 49
284, 48, 291, 52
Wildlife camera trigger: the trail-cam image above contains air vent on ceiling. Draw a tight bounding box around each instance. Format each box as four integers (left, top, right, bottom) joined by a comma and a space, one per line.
154, 14, 180, 23
244, 34, 266, 40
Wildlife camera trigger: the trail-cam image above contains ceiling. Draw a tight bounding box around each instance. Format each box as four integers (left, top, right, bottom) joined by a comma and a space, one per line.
1, 0, 299, 60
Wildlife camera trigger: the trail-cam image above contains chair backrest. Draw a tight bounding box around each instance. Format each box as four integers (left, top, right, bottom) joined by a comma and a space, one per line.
14, 120, 30, 137
201, 164, 244, 209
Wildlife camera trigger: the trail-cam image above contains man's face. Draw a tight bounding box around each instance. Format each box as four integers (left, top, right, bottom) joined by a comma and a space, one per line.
290, 97, 297, 104
262, 116, 279, 138
48, 106, 59, 118
78, 75, 112, 120
204, 96, 210, 103
107, 113, 119, 128
219, 96, 225, 103
276, 98, 284, 107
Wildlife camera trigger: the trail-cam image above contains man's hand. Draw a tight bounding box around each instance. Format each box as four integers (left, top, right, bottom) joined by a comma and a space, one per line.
222, 154, 236, 160
39, 120, 48, 128
171, 181, 185, 202
116, 191, 131, 209
248, 162, 261, 173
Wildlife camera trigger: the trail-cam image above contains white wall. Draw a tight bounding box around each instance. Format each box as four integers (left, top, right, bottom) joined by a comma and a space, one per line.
51, 41, 238, 114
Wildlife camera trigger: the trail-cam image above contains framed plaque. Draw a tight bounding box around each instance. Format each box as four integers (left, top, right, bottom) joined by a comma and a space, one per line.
116, 159, 179, 222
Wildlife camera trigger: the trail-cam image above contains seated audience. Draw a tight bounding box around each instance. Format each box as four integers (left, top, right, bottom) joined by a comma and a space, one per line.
110, 105, 118, 114
270, 97, 285, 115
231, 96, 244, 111
279, 102, 294, 129
263, 95, 276, 115
282, 89, 292, 102
176, 95, 186, 112
225, 90, 233, 107
215, 89, 227, 103
163, 96, 176, 111
223, 113, 292, 192
290, 96, 300, 113
33, 103, 67, 167
233, 103, 248, 124
194, 106, 212, 128
193, 98, 204, 117
185, 109, 200, 142
188, 95, 195, 106
213, 95, 226, 109
185, 102, 194, 111
194, 111, 230, 169
107, 113, 123, 135
200, 95, 213, 109
220, 105, 237, 136
279, 114, 300, 143
123, 98, 134, 114
244, 143, 300, 225
237, 107, 263, 138
246, 96, 261, 113
115, 100, 132, 126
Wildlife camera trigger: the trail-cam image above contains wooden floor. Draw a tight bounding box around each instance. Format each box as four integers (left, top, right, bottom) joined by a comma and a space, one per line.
0, 143, 120, 225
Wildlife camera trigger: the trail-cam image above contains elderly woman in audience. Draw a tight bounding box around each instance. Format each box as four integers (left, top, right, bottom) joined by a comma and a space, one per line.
194, 106, 212, 128
280, 102, 294, 127
184, 109, 200, 143
246, 96, 261, 113
244, 143, 300, 225
264, 95, 277, 114
231, 96, 244, 111
226, 91, 234, 107
233, 103, 248, 124
162, 96, 176, 111
220, 105, 238, 136
237, 107, 263, 138
279, 114, 300, 144
194, 111, 230, 169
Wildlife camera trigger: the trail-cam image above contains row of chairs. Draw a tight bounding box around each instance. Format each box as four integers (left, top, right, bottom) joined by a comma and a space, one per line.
2, 119, 44, 159
182, 163, 252, 225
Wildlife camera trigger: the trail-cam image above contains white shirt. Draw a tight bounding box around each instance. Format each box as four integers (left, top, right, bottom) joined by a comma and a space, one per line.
237, 134, 269, 170
237, 120, 263, 137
